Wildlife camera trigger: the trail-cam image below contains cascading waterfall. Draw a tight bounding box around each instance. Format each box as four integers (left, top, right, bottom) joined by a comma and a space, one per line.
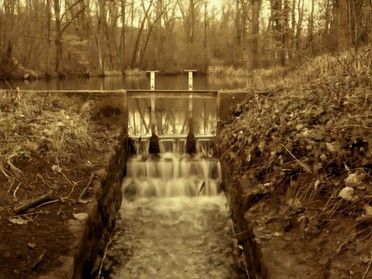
123, 152, 222, 199
100, 141, 246, 278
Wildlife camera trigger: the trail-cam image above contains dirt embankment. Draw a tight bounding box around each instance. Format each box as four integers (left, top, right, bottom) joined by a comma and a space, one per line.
217, 48, 372, 278
0, 91, 126, 278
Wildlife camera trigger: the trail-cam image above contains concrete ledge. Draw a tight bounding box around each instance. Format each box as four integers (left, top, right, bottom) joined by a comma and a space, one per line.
36, 137, 126, 279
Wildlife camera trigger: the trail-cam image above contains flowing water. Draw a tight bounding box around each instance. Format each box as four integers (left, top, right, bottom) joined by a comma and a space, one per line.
3, 74, 249, 278
100, 152, 247, 279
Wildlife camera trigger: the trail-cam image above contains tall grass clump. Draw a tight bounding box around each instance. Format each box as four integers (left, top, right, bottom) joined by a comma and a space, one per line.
0, 91, 103, 180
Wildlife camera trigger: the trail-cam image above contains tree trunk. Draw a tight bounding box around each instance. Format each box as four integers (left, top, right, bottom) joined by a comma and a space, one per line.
281, 0, 289, 66
247, 0, 262, 70
307, 0, 315, 54
54, 0, 63, 74
130, 0, 153, 68
331, 0, 350, 50
138, 13, 163, 68
46, 0, 51, 75
120, 0, 127, 73
295, 0, 304, 50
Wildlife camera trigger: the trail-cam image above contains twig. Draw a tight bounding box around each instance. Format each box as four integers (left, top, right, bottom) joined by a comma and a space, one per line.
31, 249, 46, 270
60, 171, 77, 200
13, 190, 54, 214
35, 199, 61, 209
4, 79, 13, 90
7, 178, 15, 192
78, 173, 94, 202
280, 143, 312, 173
13, 182, 22, 201
61, 171, 75, 187
234, 229, 249, 236
96, 231, 113, 279
362, 252, 372, 279
1, 168, 11, 179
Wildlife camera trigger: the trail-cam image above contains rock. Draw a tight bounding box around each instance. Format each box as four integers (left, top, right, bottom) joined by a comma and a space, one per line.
73, 213, 88, 221
338, 186, 357, 202
344, 173, 364, 187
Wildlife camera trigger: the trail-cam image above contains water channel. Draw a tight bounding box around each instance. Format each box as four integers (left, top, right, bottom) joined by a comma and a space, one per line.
2, 75, 249, 278
101, 152, 247, 279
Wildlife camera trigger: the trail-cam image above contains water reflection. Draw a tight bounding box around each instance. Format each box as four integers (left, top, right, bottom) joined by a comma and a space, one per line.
1, 75, 248, 91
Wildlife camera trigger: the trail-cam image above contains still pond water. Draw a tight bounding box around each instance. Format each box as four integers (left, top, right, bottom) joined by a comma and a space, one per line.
1, 75, 248, 91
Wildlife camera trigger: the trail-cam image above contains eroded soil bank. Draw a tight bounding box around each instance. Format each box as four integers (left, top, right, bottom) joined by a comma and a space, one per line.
216, 50, 371, 278
0, 91, 127, 278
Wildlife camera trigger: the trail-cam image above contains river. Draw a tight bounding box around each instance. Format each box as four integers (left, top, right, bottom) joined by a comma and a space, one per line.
1, 75, 249, 91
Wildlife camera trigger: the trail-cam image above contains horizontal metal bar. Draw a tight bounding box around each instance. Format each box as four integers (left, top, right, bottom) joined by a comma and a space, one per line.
126, 90, 218, 98
3, 89, 247, 95
7, 90, 127, 94
128, 134, 215, 140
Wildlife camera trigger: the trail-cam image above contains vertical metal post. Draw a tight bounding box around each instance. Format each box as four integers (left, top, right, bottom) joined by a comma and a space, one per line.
216, 91, 220, 137
122, 89, 129, 155
188, 71, 193, 90
185, 69, 196, 91
147, 71, 158, 135
185, 70, 196, 133
147, 70, 159, 90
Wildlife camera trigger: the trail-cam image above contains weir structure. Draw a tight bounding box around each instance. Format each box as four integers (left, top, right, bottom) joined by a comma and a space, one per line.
124, 70, 221, 157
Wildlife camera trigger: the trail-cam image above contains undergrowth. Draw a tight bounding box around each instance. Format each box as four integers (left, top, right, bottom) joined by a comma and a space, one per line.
216, 47, 372, 239
0, 91, 104, 181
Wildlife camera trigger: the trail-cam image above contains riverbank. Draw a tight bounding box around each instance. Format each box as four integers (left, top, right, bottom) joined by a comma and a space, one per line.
217, 48, 372, 278
0, 91, 127, 278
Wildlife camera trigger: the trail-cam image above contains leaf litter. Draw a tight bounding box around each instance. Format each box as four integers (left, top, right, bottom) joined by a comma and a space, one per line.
216, 48, 372, 277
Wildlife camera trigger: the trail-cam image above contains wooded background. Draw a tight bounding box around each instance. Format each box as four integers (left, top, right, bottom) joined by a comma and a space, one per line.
0, 0, 371, 77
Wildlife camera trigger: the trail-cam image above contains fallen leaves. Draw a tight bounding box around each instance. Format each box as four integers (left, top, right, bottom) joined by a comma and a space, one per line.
216, 48, 372, 242
8, 216, 30, 225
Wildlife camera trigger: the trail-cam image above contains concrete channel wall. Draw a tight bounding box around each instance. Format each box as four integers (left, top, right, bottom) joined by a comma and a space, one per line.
30, 91, 128, 279
35, 90, 259, 278
220, 162, 266, 279
37, 135, 127, 279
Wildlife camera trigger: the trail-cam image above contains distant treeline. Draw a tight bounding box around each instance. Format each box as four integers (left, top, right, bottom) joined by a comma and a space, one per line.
0, 0, 371, 79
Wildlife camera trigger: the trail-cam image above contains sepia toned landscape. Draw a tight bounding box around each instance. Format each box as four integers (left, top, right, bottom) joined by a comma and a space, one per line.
0, 0, 371, 278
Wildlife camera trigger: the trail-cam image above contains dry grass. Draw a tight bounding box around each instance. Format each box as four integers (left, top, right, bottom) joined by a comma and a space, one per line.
0, 91, 103, 181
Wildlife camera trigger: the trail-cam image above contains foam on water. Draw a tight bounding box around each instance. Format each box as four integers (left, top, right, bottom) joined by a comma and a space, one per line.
123, 153, 222, 199
100, 152, 246, 278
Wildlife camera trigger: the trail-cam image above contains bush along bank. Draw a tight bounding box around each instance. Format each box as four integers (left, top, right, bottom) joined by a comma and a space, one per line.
216, 48, 372, 278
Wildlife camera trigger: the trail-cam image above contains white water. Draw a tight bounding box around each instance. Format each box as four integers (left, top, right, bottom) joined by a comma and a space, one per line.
123, 153, 222, 198
101, 153, 246, 279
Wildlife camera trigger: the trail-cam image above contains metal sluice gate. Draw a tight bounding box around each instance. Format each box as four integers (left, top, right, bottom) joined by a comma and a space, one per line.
125, 70, 220, 156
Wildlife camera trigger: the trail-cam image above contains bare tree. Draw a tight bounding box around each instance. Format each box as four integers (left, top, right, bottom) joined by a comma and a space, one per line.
247, 0, 262, 70
130, 0, 154, 68
53, 0, 85, 74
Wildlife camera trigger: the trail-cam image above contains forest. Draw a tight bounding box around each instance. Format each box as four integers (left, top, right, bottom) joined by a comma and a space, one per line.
0, 0, 371, 79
